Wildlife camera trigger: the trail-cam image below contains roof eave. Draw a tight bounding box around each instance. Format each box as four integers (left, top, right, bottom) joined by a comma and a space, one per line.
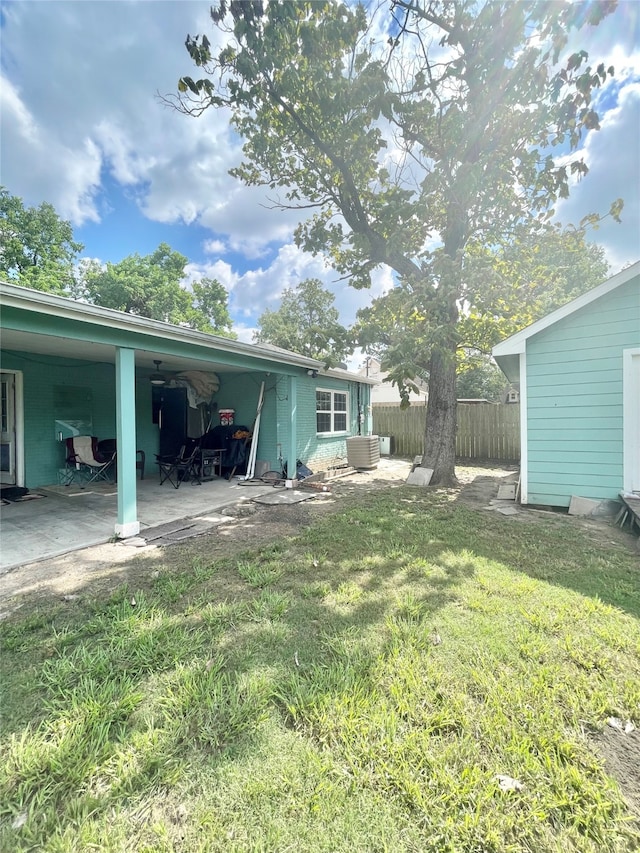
0, 281, 322, 370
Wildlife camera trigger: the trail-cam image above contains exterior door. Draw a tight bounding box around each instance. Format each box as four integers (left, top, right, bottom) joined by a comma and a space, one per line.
154, 386, 188, 458
0, 372, 16, 485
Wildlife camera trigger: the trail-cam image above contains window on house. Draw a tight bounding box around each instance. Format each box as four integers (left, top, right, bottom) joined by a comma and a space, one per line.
316, 389, 348, 434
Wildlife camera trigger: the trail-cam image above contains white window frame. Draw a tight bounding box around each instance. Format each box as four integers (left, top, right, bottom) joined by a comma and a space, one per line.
316, 388, 349, 436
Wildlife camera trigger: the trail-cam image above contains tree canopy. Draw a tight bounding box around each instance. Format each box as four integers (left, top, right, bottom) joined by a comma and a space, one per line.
175, 0, 619, 484
357, 223, 610, 401
78, 243, 235, 335
0, 187, 83, 293
254, 278, 350, 363
0, 188, 235, 334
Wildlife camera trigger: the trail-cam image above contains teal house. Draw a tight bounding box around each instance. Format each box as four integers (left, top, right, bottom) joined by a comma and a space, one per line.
493, 261, 640, 508
0, 282, 375, 537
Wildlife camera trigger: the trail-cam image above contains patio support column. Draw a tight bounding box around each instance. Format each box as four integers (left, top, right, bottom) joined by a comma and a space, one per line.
287, 375, 298, 480
114, 347, 140, 538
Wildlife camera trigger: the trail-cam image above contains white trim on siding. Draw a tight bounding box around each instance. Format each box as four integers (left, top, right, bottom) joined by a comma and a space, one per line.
623, 348, 640, 493
519, 352, 528, 504
493, 261, 640, 358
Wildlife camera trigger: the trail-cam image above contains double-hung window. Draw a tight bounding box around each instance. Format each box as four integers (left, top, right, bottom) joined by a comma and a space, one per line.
316, 389, 348, 435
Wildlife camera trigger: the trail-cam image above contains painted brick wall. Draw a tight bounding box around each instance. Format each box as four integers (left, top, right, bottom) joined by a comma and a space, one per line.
276, 375, 369, 473
3, 351, 159, 487
213, 371, 278, 471
3, 348, 373, 487
2, 351, 114, 486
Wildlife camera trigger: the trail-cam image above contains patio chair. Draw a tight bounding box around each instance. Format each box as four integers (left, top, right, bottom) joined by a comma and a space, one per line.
96, 439, 146, 480
65, 436, 116, 488
156, 441, 202, 489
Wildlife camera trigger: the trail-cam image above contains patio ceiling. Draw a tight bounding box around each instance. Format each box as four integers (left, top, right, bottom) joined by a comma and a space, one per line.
1, 327, 256, 375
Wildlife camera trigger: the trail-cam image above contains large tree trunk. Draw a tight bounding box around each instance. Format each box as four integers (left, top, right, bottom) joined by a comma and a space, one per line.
422, 345, 458, 485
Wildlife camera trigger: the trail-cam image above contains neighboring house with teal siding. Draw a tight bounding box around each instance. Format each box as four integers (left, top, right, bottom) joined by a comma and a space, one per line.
493, 261, 640, 508
0, 282, 376, 538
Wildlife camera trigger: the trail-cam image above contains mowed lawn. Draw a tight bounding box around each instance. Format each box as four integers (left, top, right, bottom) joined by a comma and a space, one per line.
1, 487, 639, 852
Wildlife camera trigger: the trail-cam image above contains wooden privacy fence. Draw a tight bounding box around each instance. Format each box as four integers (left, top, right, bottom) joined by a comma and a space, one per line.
372, 403, 520, 462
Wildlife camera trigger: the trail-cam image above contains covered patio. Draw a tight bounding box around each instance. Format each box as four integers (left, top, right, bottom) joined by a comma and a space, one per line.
0, 474, 277, 573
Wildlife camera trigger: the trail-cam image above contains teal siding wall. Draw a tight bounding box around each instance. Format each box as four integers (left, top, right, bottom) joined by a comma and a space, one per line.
276, 376, 369, 472
526, 276, 640, 506
1, 348, 368, 485
1, 351, 157, 488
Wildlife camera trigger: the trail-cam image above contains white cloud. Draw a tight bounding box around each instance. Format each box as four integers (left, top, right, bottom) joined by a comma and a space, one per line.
186, 242, 394, 328
0, 0, 298, 252
203, 238, 228, 256
232, 322, 259, 344
556, 81, 640, 271
2, 0, 636, 288
0, 75, 102, 224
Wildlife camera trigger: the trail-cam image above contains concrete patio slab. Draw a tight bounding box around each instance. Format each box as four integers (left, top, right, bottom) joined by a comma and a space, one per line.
0, 476, 275, 574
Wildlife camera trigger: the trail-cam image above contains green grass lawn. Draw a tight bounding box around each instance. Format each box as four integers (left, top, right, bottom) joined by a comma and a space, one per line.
1, 487, 639, 852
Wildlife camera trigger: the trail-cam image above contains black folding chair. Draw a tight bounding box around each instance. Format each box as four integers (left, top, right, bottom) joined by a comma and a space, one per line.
156, 442, 201, 489
97, 439, 146, 480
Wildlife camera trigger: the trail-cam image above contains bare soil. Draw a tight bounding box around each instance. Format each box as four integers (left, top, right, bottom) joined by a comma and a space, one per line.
589, 727, 640, 820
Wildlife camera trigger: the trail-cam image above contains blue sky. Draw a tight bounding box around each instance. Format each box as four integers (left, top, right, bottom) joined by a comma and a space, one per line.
1, 1, 638, 345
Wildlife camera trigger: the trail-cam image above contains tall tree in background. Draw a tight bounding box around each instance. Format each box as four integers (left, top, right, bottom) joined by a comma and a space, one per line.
173, 0, 619, 484
458, 224, 611, 355
78, 243, 235, 335
0, 187, 83, 293
0, 189, 234, 336
358, 224, 611, 401
254, 278, 350, 363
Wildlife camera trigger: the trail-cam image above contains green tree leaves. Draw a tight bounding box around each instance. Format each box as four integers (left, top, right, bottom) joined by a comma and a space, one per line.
254, 278, 350, 365
0, 187, 83, 293
174, 0, 617, 482
0, 188, 234, 335
78, 244, 235, 335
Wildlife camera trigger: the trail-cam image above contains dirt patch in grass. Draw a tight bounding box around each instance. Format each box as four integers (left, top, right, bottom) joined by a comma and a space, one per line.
590, 728, 640, 820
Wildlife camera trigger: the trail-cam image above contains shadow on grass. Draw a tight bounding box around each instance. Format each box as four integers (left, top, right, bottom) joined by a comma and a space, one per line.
0, 490, 477, 847
1, 480, 637, 849
453, 475, 640, 619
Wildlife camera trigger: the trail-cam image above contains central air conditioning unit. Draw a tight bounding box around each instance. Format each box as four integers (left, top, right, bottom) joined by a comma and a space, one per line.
346, 435, 380, 470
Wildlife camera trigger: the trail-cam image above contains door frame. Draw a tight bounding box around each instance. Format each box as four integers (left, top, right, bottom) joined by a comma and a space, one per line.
0, 370, 24, 487
623, 348, 640, 494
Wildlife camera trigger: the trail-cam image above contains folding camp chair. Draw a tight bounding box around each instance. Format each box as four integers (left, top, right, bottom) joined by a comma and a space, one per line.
97, 439, 146, 480
65, 436, 116, 488
156, 442, 202, 489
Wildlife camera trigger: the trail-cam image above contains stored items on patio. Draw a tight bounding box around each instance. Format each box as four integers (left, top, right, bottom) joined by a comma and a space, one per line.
156, 442, 203, 489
